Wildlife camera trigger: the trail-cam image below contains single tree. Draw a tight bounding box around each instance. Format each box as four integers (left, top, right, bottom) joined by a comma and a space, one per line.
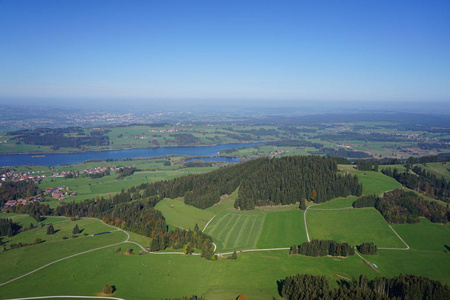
46, 223, 55, 235
102, 284, 114, 294
72, 224, 80, 234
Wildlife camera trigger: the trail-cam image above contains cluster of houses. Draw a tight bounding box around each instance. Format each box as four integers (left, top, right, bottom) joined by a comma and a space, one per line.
3, 195, 42, 210
44, 185, 77, 199
51, 166, 122, 178
270, 150, 289, 156
0, 170, 46, 184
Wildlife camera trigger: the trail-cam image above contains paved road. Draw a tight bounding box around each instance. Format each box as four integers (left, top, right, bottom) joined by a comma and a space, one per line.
304, 204, 318, 242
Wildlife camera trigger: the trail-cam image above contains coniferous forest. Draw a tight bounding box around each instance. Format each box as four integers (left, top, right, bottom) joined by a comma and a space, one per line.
141, 156, 361, 210
281, 273, 450, 300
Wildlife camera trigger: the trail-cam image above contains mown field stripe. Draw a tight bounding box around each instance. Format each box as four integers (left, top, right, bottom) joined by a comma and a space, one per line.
232, 215, 253, 249
222, 215, 243, 250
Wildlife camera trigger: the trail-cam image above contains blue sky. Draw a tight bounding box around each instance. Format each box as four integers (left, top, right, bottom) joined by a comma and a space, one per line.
0, 0, 449, 104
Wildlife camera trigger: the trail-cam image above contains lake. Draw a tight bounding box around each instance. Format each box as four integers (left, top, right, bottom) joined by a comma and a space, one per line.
0, 143, 261, 167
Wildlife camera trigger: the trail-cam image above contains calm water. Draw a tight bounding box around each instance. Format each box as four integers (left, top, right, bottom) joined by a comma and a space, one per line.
185, 156, 240, 163
0, 143, 261, 167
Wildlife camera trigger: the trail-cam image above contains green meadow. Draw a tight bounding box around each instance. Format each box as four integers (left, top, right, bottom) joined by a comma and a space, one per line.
307, 208, 406, 248
155, 198, 214, 230
392, 218, 450, 252
0, 218, 127, 283
352, 170, 403, 195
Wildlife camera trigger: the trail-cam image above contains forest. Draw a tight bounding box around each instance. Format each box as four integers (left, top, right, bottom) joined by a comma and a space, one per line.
281, 273, 450, 300
135, 156, 361, 210
353, 190, 450, 223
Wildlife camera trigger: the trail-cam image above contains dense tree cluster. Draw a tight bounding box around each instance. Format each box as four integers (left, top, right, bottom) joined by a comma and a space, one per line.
381, 167, 449, 201
104, 156, 361, 210
116, 167, 139, 179
150, 226, 215, 260
375, 190, 449, 223
281, 274, 450, 300
352, 195, 378, 208
291, 240, 355, 257
235, 156, 362, 209
357, 243, 378, 255
355, 160, 379, 171
0, 218, 21, 237
170, 134, 201, 145
0, 180, 41, 206
320, 147, 371, 159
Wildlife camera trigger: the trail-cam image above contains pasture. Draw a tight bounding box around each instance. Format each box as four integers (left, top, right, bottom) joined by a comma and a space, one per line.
155, 198, 214, 230
392, 218, 450, 252
307, 208, 406, 248
352, 170, 402, 195
0, 218, 127, 283
204, 211, 266, 252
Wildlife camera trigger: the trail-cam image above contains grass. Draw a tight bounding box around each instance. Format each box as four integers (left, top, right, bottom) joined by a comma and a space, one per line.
205, 211, 265, 252
312, 196, 357, 209
155, 198, 214, 230
0, 218, 127, 283
0, 244, 372, 300
391, 218, 450, 252
307, 208, 406, 248
1, 243, 448, 300
257, 210, 307, 248
352, 171, 403, 195
0, 213, 68, 228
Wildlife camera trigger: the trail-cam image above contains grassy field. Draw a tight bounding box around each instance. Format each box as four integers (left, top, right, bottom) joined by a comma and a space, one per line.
0, 218, 127, 283
392, 218, 450, 252
155, 198, 215, 230
204, 211, 266, 252
0, 243, 373, 300
307, 208, 406, 248
310, 196, 357, 209
256, 210, 307, 248
1, 242, 448, 300
352, 171, 403, 195
0, 213, 68, 227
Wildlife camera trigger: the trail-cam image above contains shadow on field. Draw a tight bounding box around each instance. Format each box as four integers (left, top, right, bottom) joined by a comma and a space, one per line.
276, 279, 285, 297
337, 279, 351, 289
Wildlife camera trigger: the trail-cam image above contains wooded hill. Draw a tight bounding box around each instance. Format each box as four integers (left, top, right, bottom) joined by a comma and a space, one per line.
145, 156, 362, 210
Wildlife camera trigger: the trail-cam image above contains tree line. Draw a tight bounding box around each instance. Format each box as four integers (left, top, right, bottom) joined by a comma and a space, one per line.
281, 273, 450, 300
290, 240, 355, 257
381, 167, 449, 201
0, 218, 21, 237
353, 190, 450, 223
